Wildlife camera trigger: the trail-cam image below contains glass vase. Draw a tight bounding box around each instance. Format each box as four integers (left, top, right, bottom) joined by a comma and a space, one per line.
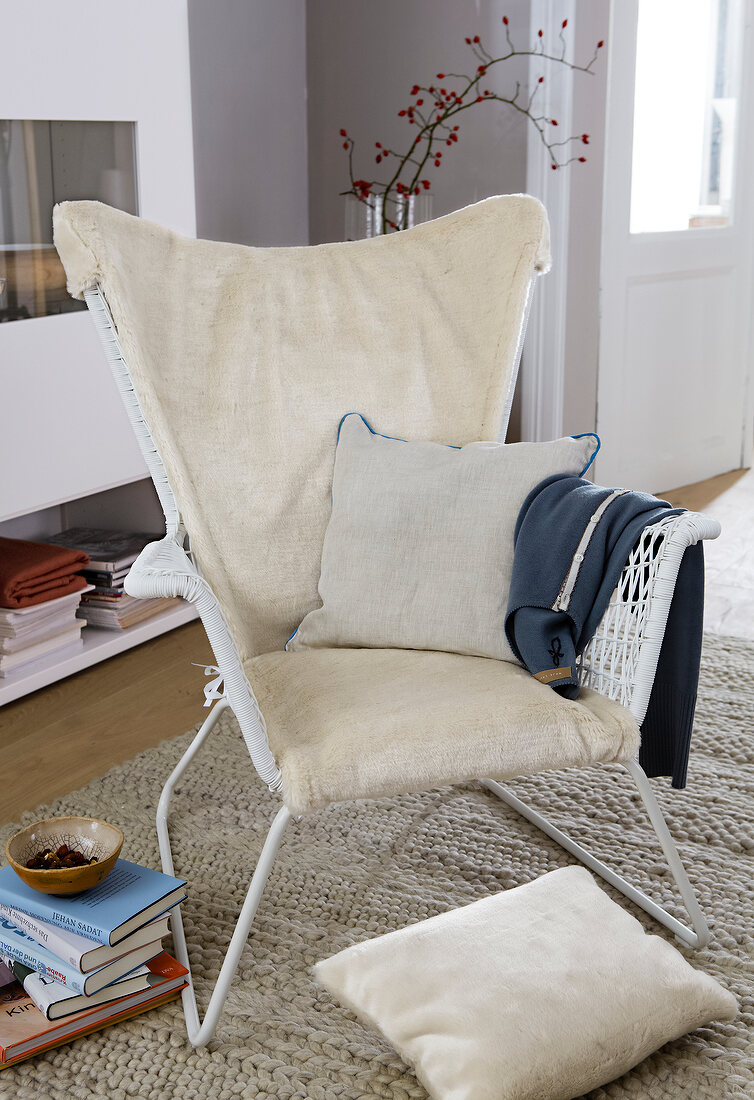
344, 192, 433, 240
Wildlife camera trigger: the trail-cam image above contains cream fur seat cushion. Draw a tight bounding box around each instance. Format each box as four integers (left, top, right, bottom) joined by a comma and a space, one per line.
246, 648, 640, 815
314, 865, 737, 1100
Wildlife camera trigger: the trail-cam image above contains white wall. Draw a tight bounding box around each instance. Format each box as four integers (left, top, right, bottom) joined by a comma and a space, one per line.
188, 0, 309, 246
306, 0, 529, 245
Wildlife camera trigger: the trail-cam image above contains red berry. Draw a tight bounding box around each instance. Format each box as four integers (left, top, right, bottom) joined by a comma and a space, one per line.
582, 134, 590, 144
434, 160, 441, 167
389, 221, 396, 228
503, 16, 509, 25
465, 36, 471, 44
422, 179, 430, 189
476, 96, 483, 102
437, 73, 445, 79
339, 129, 347, 136
474, 35, 480, 43
453, 125, 459, 131
562, 19, 568, 28
376, 155, 382, 163
398, 109, 407, 117
597, 40, 604, 48
375, 142, 381, 148
538, 29, 543, 37
578, 156, 586, 162
538, 76, 544, 83
551, 163, 558, 170
415, 187, 420, 195
416, 98, 424, 105
411, 85, 419, 94
477, 64, 486, 73
551, 119, 558, 126
342, 142, 348, 150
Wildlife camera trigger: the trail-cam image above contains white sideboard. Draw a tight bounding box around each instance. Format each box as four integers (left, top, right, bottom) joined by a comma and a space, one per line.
0, 0, 309, 703
0, 0, 196, 522
0, 1, 199, 700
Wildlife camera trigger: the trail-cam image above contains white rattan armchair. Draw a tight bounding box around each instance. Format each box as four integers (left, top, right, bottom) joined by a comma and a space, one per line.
54, 196, 720, 1049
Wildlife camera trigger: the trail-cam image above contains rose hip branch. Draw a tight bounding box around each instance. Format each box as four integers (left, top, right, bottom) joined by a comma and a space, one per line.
339, 16, 604, 235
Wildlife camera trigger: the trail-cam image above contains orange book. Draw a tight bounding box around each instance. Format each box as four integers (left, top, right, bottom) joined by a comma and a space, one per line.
0, 951, 187, 1068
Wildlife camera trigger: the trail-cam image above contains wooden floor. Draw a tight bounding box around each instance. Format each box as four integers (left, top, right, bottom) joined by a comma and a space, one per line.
1, 466, 752, 825
1, 622, 213, 824
660, 467, 754, 640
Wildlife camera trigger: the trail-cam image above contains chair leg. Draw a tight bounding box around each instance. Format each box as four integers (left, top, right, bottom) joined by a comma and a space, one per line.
480, 760, 709, 949
156, 700, 292, 1047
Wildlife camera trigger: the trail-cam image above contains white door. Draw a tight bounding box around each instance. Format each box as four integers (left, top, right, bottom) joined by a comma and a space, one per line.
597, 0, 754, 492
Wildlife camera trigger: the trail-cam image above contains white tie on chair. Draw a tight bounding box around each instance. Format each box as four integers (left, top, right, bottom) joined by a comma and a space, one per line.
53, 196, 719, 1049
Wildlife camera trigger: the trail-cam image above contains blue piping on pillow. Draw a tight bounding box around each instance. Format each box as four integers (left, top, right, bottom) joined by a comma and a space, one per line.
337, 411, 462, 449
573, 432, 600, 477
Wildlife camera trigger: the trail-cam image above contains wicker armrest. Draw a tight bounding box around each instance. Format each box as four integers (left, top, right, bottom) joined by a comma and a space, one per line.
577, 511, 720, 724
126, 536, 283, 793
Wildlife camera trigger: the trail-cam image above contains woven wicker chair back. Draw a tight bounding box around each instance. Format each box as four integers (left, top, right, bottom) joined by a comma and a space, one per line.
54, 196, 549, 660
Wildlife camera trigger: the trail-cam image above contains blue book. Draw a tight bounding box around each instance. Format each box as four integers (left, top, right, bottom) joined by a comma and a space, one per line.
0, 859, 186, 946
0, 913, 163, 996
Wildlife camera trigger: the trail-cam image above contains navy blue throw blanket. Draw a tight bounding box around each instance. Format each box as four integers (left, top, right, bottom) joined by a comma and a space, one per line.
504, 474, 705, 788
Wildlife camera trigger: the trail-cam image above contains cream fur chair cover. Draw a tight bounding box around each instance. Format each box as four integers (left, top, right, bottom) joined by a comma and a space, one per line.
53, 196, 549, 663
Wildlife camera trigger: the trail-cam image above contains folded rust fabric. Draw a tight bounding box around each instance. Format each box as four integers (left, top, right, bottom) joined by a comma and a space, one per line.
0, 536, 89, 609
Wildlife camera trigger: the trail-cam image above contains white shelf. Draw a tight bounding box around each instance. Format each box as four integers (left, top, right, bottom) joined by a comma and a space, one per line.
0, 602, 199, 707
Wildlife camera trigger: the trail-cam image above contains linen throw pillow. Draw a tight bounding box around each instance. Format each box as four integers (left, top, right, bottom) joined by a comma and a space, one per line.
287, 413, 599, 662
314, 866, 737, 1100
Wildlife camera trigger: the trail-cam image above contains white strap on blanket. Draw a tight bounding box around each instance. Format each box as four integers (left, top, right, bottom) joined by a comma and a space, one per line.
553, 489, 630, 612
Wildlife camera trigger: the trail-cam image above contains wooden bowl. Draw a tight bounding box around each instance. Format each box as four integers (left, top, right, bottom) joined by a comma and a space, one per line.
5, 816, 124, 895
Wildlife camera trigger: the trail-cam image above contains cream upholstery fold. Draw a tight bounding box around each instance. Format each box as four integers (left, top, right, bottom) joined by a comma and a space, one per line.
53, 196, 550, 661
246, 648, 641, 815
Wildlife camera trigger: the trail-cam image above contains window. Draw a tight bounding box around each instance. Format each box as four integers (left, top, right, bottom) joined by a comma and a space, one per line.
630, 0, 741, 234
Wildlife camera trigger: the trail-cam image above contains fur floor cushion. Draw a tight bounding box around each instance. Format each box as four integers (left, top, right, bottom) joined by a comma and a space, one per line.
314, 865, 737, 1100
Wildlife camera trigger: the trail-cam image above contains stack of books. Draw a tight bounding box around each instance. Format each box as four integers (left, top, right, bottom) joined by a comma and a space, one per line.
0, 858, 188, 1068
45, 528, 182, 631
0, 588, 90, 679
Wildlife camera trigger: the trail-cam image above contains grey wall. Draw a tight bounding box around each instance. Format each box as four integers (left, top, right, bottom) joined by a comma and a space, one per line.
188, 0, 309, 246
562, 0, 609, 437
306, 0, 529, 245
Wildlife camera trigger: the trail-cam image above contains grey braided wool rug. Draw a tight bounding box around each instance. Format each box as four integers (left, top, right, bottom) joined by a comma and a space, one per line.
1, 633, 752, 1100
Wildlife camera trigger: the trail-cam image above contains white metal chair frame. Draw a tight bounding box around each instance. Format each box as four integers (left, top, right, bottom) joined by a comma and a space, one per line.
85, 285, 721, 1049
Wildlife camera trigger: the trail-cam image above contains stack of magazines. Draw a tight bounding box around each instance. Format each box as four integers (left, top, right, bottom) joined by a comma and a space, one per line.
0, 588, 88, 679
46, 528, 182, 631
0, 858, 188, 1068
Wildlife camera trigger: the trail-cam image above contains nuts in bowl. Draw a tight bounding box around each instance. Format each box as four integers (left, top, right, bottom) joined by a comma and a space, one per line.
5, 816, 124, 895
